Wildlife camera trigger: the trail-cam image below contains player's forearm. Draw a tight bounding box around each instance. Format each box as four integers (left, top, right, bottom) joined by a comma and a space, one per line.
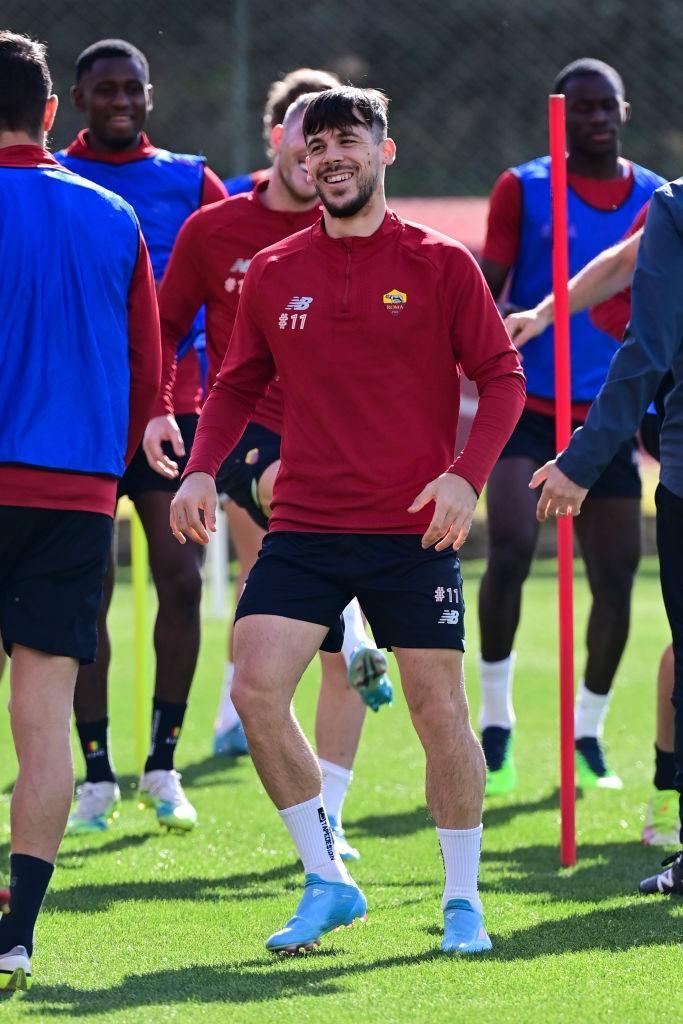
183, 376, 266, 479
451, 371, 526, 494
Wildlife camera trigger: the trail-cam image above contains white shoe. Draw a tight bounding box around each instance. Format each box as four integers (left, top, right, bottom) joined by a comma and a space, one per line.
66, 781, 121, 835
138, 770, 198, 831
0, 946, 31, 991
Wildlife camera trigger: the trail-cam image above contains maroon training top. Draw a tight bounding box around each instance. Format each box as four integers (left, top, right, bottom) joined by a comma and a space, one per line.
186, 210, 526, 534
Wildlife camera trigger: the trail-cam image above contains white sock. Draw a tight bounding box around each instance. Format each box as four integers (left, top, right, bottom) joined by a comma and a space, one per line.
341, 599, 368, 666
215, 660, 240, 733
320, 758, 352, 827
575, 679, 610, 739
279, 795, 352, 884
478, 653, 516, 730
437, 824, 483, 913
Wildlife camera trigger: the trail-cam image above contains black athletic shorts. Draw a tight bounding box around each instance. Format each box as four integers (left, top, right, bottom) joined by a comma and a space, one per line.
234, 532, 466, 653
500, 408, 641, 499
118, 413, 198, 500
216, 422, 281, 530
0, 507, 113, 664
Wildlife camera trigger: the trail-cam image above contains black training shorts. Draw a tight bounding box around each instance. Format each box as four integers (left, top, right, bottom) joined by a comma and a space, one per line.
500, 408, 641, 499
234, 532, 466, 653
0, 506, 113, 664
118, 413, 198, 500
216, 422, 281, 530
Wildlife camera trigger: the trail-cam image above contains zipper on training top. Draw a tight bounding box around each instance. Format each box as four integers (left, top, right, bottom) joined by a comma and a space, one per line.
341, 239, 352, 314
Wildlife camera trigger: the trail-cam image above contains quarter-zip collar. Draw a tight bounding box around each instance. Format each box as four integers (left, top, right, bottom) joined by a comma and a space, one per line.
0, 145, 59, 168
310, 208, 404, 260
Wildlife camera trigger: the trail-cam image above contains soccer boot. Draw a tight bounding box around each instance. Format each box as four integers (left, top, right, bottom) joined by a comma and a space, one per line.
265, 874, 367, 954
483, 727, 517, 796
575, 737, 622, 789
213, 719, 249, 758
65, 781, 121, 835
639, 850, 683, 895
642, 789, 680, 847
347, 644, 393, 712
441, 899, 492, 954
0, 946, 31, 992
329, 816, 361, 862
138, 770, 197, 832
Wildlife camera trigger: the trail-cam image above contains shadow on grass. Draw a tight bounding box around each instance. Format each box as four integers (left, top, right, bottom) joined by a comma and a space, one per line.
351, 806, 432, 838
179, 754, 251, 789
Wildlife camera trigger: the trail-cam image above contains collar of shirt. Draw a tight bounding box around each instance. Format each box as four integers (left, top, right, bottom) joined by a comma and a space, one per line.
311, 208, 403, 256
63, 129, 158, 163
0, 144, 60, 168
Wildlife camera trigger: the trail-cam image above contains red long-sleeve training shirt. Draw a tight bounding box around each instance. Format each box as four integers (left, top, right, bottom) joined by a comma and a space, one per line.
186, 210, 526, 534
157, 182, 321, 427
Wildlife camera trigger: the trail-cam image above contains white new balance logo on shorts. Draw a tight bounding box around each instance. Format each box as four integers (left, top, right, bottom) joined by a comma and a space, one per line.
286, 296, 313, 310
438, 610, 460, 625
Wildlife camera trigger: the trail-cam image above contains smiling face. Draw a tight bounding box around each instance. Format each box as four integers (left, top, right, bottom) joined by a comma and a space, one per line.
273, 110, 317, 204
305, 114, 392, 219
564, 72, 628, 160
72, 55, 152, 150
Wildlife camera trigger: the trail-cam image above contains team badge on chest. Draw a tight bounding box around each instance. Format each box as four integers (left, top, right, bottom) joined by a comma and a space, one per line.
383, 289, 407, 316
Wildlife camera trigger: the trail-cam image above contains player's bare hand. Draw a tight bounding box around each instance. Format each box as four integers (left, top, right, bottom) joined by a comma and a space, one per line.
529, 460, 588, 522
408, 472, 477, 551
143, 415, 185, 478
504, 307, 551, 349
170, 472, 217, 545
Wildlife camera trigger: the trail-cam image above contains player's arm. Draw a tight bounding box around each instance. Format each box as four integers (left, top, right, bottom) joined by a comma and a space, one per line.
144, 212, 210, 476
170, 261, 277, 545
126, 234, 162, 465
505, 230, 643, 347
201, 166, 228, 205
410, 249, 526, 551
531, 187, 683, 518
479, 171, 522, 302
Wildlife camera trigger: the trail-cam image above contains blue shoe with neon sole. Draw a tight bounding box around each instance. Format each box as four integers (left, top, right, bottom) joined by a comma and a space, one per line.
265, 874, 367, 954
441, 899, 492, 954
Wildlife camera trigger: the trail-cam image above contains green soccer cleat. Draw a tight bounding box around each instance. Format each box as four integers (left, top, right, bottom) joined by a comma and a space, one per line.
66, 781, 121, 835
575, 737, 623, 790
642, 789, 680, 847
0, 946, 31, 992
482, 727, 517, 796
138, 770, 197, 832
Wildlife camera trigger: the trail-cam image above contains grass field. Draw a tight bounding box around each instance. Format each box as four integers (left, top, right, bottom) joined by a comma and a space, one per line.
0, 556, 680, 1023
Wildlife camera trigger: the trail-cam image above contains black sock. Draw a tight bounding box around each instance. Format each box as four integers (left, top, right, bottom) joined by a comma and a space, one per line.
0, 854, 54, 957
76, 718, 115, 784
144, 699, 187, 773
654, 744, 676, 791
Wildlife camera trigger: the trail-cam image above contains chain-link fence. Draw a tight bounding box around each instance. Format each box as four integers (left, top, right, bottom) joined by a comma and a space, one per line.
5, 0, 683, 198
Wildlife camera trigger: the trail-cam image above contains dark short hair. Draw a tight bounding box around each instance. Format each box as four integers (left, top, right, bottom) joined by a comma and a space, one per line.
0, 31, 52, 136
553, 58, 624, 97
75, 38, 149, 84
303, 87, 389, 143
263, 67, 340, 155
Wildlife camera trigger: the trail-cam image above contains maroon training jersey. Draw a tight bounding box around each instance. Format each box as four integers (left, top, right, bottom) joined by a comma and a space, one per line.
186, 210, 526, 534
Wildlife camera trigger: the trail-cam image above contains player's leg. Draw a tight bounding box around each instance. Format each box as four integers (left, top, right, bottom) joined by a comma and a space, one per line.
478, 454, 541, 791
574, 492, 641, 789
643, 644, 678, 845
134, 488, 202, 831
67, 548, 120, 834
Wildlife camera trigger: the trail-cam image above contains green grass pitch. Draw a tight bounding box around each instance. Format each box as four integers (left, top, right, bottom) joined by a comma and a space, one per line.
0, 556, 680, 1022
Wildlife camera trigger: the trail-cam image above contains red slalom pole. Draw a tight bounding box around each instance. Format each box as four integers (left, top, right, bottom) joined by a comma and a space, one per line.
549, 94, 577, 867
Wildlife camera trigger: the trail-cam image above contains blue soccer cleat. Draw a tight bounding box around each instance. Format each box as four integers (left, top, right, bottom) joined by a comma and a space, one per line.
265, 874, 367, 954
441, 899, 492, 955
347, 645, 394, 712
213, 720, 249, 758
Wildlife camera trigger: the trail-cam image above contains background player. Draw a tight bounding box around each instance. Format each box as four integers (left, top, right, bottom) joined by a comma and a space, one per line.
57, 39, 227, 835
477, 58, 663, 793
171, 86, 526, 955
0, 32, 160, 989
148, 93, 392, 860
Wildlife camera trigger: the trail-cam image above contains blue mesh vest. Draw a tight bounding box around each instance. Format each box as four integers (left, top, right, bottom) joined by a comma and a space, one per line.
0, 165, 140, 476
508, 157, 664, 401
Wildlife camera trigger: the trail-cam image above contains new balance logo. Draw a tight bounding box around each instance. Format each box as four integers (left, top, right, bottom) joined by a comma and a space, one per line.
438, 610, 460, 626
230, 257, 251, 274
286, 295, 313, 311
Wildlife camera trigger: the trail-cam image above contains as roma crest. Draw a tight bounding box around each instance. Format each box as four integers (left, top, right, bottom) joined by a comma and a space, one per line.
382, 289, 407, 316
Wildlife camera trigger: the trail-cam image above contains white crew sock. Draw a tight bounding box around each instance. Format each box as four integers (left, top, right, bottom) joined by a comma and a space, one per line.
320, 758, 353, 827
214, 661, 240, 733
279, 795, 352, 884
574, 679, 611, 739
478, 653, 517, 730
341, 599, 368, 666
437, 824, 483, 913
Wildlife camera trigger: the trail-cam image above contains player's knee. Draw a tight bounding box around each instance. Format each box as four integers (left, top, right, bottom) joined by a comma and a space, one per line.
231, 663, 280, 723
589, 558, 637, 609
486, 536, 535, 589
157, 564, 202, 617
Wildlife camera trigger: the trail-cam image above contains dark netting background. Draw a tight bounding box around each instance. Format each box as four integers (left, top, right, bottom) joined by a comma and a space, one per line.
5, 0, 682, 195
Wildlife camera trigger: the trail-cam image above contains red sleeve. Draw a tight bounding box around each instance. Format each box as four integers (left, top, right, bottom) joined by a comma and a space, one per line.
201, 166, 228, 205
482, 170, 522, 266
184, 260, 277, 478
155, 210, 209, 416
445, 248, 526, 494
126, 235, 162, 463
588, 201, 650, 341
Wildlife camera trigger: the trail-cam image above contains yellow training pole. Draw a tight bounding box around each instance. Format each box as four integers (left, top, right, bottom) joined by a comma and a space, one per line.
130, 510, 149, 774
